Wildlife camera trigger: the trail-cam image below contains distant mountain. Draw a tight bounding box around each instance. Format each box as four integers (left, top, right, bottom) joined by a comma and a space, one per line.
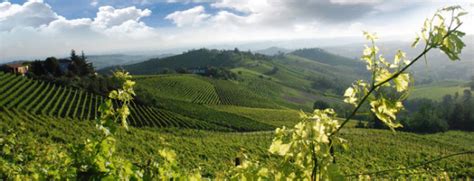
256, 47, 291, 56
324, 35, 474, 82
289, 48, 364, 68
88, 54, 173, 69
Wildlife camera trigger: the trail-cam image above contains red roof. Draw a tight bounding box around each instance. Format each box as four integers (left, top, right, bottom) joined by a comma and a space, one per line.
6, 63, 26, 68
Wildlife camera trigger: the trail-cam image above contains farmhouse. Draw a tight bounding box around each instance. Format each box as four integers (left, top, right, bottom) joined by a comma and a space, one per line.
4, 63, 29, 75
189, 67, 209, 74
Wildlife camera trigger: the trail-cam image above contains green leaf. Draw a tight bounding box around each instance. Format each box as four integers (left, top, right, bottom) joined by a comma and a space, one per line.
411, 36, 420, 48
393, 73, 410, 92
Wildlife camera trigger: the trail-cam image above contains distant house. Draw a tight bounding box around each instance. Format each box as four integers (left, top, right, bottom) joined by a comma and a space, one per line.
4, 63, 29, 75
188, 67, 208, 74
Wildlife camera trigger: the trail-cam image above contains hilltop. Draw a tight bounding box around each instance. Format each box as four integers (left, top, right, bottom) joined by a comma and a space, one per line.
101, 48, 366, 111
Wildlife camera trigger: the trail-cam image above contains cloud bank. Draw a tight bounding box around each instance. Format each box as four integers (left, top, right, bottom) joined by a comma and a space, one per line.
0, 0, 472, 61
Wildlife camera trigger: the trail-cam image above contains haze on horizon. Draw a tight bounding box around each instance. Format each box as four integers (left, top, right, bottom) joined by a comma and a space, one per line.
0, 0, 473, 61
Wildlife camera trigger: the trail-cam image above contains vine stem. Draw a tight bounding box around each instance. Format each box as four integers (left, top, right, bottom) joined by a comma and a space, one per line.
343, 150, 474, 177
329, 22, 462, 137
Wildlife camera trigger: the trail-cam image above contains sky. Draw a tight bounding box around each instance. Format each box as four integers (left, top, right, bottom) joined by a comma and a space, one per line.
0, 0, 473, 61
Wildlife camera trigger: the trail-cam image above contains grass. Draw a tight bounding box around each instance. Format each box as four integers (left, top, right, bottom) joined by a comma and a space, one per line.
410, 80, 469, 101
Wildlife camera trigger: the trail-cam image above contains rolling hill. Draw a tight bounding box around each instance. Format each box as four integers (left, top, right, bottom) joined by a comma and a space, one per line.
409, 80, 470, 101
1, 71, 313, 131
102, 48, 366, 111
2, 46, 473, 178
324, 36, 474, 82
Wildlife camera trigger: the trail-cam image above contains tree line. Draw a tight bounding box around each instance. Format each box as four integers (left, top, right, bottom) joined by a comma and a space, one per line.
361, 89, 474, 133
25, 50, 120, 96
400, 89, 473, 132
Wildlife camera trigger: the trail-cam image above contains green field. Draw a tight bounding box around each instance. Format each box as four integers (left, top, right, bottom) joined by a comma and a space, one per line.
116, 49, 364, 111
1, 45, 473, 179
134, 75, 221, 104
208, 105, 301, 127
1, 108, 472, 178
410, 81, 469, 101
0, 73, 281, 131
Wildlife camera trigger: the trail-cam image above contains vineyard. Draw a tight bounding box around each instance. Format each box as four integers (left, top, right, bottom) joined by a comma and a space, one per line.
0, 72, 232, 131
209, 105, 302, 127
1, 108, 472, 178
212, 79, 281, 108
0, 72, 293, 131
135, 74, 282, 108
135, 75, 221, 104
134, 72, 342, 111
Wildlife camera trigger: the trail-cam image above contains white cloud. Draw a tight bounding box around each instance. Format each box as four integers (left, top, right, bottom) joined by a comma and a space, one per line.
0, 0, 59, 31
0, 1, 159, 60
329, 0, 380, 5
90, 0, 99, 7
165, 0, 212, 3
165, 6, 211, 27
211, 0, 267, 13
43, 17, 93, 33
93, 6, 151, 28
0, 0, 473, 61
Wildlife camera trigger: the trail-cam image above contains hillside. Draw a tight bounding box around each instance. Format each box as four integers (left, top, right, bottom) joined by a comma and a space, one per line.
102, 48, 365, 111
1, 72, 301, 131
2, 109, 472, 177
289, 48, 363, 68
102, 49, 269, 75
409, 80, 470, 101
256, 46, 291, 56
324, 36, 474, 82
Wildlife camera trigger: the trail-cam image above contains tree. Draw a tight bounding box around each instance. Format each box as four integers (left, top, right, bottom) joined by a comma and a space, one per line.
440, 94, 454, 121
469, 75, 474, 90
450, 103, 464, 129
68, 49, 95, 76
29, 60, 46, 76
401, 98, 448, 133
44, 57, 61, 76
313, 100, 330, 110
462, 90, 472, 130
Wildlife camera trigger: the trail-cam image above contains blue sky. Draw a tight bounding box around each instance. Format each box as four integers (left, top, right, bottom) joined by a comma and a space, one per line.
6, 0, 219, 26
0, 0, 472, 60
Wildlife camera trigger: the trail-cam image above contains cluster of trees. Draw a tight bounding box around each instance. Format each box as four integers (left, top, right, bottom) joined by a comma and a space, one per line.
202, 67, 238, 80
173, 66, 238, 80
264, 66, 279, 75
29, 50, 94, 77
309, 76, 345, 94
357, 87, 473, 133
27, 50, 120, 96
367, 89, 473, 133
468, 79, 474, 91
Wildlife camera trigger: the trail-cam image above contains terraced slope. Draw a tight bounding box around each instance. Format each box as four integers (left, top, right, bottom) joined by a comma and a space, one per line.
0, 73, 231, 131
135, 74, 284, 109
135, 75, 221, 104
